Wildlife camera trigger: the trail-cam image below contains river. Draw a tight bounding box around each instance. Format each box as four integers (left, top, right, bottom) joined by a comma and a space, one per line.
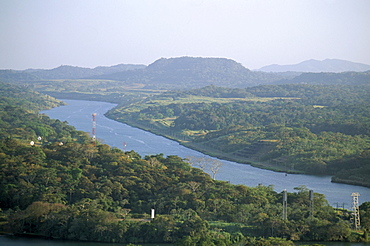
40, 99, 370, 207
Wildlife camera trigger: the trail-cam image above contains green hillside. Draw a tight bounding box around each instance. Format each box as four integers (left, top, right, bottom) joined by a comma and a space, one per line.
90, 57, 290, 89
0, 81, 64, 112
26, 64, 146, 79
0, 81, 369, 244
275, 71, 370, 85
106, 84, 370, 187
0, 70, 41, 83
3, 57, 370, 100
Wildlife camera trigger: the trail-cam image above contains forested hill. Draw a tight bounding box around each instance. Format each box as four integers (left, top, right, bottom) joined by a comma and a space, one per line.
0, 82, 88, 143
275, 71, 370, 85
89, 57, 286, 88
25, 64, 146, 79
90, 57, 370, 89
0, 81, 63, 113
1, 81, 369, 244
0, 69, 41, 82
2, 57, 370, 90
257, 59, 370, 73
0, 64, 145, 82
107, 84, 370, 187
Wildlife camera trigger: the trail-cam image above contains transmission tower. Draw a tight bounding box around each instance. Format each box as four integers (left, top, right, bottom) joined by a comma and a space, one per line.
92, 113, 97, 144
351, 192, 360, 230
282, 189, 287, 220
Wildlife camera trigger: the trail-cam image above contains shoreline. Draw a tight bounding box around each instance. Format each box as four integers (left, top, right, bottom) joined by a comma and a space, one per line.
45, 98, 368, 189
105, 116, 370, 189
104, 116, 322, 173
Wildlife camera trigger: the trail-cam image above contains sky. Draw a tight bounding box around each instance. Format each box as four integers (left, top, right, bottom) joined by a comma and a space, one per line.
1, 0, 370, 70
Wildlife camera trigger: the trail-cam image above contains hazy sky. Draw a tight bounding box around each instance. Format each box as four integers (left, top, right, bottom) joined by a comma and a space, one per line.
1, 0, 369, 70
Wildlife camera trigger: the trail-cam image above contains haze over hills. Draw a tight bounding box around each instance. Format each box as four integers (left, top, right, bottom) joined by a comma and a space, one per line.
24, 64, 146, 79
90, 57, 280, 88
1, 57, 369, 88
0, 69, 41, 82
257, 59, 370, 73
274, 70, 370, 85
0, 57, 285, 88
0, 64, 146, 82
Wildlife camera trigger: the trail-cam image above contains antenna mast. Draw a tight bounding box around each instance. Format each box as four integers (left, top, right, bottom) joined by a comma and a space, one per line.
92, 113, 97, 144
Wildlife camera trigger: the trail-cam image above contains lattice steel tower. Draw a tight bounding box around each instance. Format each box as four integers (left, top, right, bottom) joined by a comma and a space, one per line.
351, 192, 360, 230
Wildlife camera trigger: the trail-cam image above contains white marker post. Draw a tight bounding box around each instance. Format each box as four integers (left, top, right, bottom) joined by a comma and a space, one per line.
151, 208, 155, 219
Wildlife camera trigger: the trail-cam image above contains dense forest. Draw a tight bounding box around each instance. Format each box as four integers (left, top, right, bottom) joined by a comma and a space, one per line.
1, 81, 370, 244
1, 56, 370, 244
0, 82, 63, 112
106, 84, 370, 187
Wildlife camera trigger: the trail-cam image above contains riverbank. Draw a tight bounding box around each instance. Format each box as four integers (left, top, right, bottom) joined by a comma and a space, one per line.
332, 177, 370, 189
40, 99, 370, 206
105, 115, 304, 174
104, 115, 370, 190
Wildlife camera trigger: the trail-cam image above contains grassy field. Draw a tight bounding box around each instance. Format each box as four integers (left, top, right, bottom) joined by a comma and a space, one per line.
116, 94, 300, 115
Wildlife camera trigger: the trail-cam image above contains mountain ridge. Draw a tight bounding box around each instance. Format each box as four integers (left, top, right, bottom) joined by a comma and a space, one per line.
88, 57, 283, 88
257, 59, 370, 73
24, 64, 146, 79
1, 57, 369, 88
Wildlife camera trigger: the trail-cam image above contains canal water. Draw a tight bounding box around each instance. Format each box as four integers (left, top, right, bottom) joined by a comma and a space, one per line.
40, 99, 370, 207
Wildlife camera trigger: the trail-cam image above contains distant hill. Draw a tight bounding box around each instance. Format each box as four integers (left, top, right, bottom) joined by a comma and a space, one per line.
90, 57, 285, 88
24, 64, 146, 79
257, 59, 370, 73
0, 69, 41, 83
0, 64, 146, 82
3, 57, 369, 89
274, 71, 370, 85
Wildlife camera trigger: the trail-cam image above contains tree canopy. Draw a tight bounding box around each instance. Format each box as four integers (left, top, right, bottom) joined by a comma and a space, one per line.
0, 81, 369, 244
107, 84, 370, 186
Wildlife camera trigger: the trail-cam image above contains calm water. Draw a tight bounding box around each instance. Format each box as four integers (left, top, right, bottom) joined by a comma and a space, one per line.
41, 99, 370, 207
